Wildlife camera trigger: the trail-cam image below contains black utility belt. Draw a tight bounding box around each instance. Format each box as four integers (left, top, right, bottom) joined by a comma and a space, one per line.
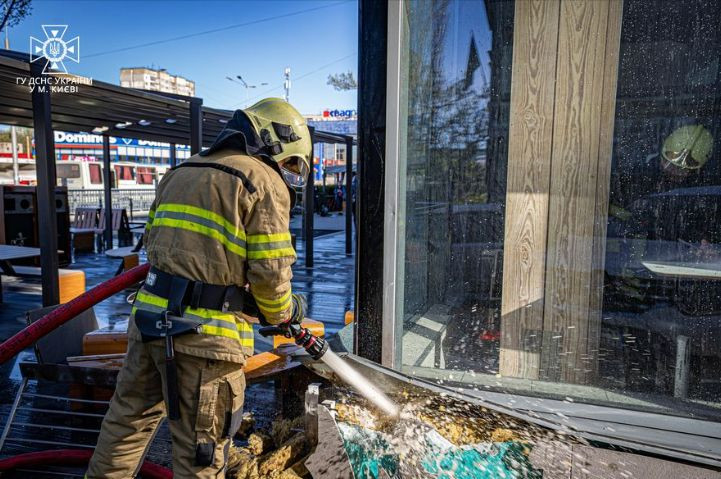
134, 267, 266, 341
134, 310, 206, 340
143, 266, 249, 313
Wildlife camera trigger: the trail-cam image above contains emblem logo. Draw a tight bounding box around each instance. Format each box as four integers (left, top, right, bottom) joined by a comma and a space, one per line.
30, 25, 80, 74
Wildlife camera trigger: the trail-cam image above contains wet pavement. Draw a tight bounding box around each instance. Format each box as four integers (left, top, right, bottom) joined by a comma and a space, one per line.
0, 229, 355, 468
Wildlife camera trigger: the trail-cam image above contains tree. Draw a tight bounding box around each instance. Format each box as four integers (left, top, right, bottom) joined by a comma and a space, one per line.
326, 71, 357, 91
0, 0, 32, 35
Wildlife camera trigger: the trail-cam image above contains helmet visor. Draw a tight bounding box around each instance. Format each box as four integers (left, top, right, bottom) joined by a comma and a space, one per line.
662, 149, 702, 169
280, 156, 310, 188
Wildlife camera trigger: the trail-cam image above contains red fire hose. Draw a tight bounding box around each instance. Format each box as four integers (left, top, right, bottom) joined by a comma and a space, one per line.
0, 265, 164, 474
0, 263, 150, 365
0, 449, 172, 478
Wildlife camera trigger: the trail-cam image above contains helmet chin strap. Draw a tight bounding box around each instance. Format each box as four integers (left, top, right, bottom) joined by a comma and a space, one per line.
258, 153, 299, 210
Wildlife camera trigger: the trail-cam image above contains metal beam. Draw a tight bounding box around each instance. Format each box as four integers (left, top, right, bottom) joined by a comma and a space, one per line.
355, 0, 388, 362
30, 61, 59, 306
169, 143, 177, 167
189, 98, 203, 155
304, 127, 315, 268
345, 135, 354, 255
102, 134, 113, 250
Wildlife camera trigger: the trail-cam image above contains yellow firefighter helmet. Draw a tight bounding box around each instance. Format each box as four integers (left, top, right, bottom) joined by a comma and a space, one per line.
661, 124, 713, 171
243, 98, 312, 187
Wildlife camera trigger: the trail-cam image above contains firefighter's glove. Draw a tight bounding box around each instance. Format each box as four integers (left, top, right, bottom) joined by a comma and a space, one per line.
289, 293, 307, 325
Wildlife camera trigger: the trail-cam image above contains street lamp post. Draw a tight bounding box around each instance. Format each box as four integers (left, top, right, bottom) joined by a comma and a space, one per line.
227, 75, 268, 107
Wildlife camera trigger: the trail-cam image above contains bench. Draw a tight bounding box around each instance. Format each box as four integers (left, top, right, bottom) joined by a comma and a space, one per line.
401, 304, 452, 369
69, 207, 134, 254
69, 207, 99, 253
98, 208, 133, 249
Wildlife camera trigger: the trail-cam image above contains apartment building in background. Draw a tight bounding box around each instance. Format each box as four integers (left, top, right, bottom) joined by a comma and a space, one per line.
119, 67, 195, 96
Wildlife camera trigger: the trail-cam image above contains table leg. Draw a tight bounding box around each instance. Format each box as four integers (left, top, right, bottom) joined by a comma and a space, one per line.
0, 260, 18, 304
674, 335, 691, 398
132, 235, 144, 253
0, 260, 16, 276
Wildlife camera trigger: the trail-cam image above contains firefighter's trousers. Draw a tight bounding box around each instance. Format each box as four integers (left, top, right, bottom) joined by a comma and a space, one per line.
86, 336, 245, 478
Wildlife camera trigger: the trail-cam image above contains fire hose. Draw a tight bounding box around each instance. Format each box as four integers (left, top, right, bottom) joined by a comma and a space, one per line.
259, 322, 329, 359
0, 258, 397, 419
0, 263, 150, 365
0, 265, 166, 476
0, 449, 172, 478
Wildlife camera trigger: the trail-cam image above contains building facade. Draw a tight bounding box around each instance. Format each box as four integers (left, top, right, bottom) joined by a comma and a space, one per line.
306, 112, 357, 184
355, 0, 721, 466
0, 142, 23, 154
120, 67, 195, 97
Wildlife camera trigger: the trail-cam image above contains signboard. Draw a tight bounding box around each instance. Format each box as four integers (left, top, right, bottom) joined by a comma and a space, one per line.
53, 131, 190, 149
322, 109, 357, 119
307, 120, 357, 136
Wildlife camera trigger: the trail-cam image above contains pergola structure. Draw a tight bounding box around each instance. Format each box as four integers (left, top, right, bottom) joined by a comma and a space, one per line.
303, 128, 356, 267
0, 49, 352, 306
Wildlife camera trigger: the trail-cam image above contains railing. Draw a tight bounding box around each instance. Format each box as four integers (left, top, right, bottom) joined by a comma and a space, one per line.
67, 188, 156, 220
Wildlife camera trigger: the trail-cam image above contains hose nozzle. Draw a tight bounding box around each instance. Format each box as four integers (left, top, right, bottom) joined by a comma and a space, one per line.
259, 322, 328, 360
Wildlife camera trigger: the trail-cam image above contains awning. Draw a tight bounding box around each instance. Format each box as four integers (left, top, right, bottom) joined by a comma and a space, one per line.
0, 49, 232, 146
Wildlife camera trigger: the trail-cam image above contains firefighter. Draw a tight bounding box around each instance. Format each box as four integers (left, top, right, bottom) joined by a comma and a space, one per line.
87, 98, 311, 478
606, 124, 715, 310
660, 124, 713, 175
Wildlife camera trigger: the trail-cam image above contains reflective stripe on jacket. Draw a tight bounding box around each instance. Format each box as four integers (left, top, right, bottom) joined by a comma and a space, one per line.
137, 150, 296, 363
132, 289, 254, 347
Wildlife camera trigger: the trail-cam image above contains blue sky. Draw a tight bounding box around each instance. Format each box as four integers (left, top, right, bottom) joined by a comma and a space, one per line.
5, 0, 358, 113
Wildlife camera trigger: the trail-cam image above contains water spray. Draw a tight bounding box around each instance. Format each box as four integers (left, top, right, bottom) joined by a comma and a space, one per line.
259, 323, 400, 417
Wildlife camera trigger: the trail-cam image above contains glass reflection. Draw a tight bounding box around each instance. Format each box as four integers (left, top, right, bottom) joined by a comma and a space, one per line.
396, 0, 514, 376
600, 0, 721, 412
394, 0, 721, 421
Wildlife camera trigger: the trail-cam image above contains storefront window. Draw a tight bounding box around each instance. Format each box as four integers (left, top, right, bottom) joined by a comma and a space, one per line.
392, 0, 514, 374
600, 0, 721, 412
390, 0, 721, 421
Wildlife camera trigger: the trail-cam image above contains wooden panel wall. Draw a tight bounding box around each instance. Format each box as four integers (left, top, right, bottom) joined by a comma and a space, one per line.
500, 0, 561, 380
587, 0, 624, 385
501, 0, 623, 384
544, 0, 617, 384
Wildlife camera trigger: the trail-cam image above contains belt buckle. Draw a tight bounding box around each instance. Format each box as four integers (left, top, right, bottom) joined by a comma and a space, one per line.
157, 311, 173, 337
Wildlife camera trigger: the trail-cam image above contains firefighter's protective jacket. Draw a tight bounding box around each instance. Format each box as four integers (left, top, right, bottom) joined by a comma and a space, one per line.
130, 150, 296, 364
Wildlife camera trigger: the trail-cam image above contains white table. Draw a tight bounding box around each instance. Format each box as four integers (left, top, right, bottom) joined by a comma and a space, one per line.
0, 245, 41, 303
105, 245, 143, 276
641, 257, 721, 398
642, 260, 721, 281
